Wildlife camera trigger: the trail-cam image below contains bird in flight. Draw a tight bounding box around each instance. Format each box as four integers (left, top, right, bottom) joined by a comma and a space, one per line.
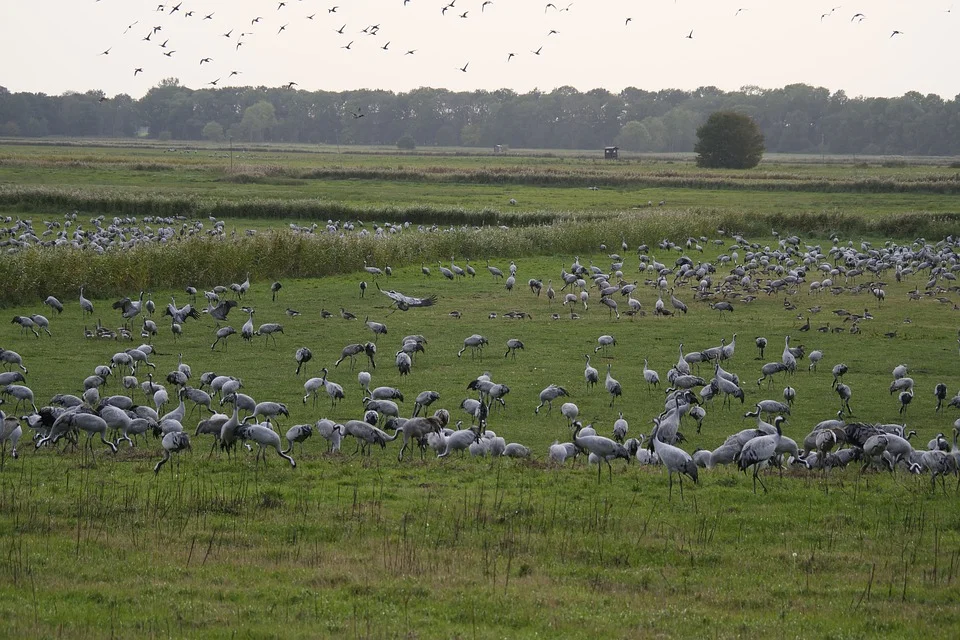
208, 78, 220, 86
277, 2, 286, 10
460, 11, 468, 18
278, 23, 288, 34
545, 3, 556, 12
335, 24, 346, 34
223, 29, 233, 37
169, 2, 181, 13
548, 29, 558, 35
735, 7, 747, 16
381, 41, 390, 50
204, 12, 214, 20
625, 17, 632, 26
506, 52, 515, 61
229, 70, 241, 77
123, 21, 139, 34
482, 1, 493, 11
342, 40, 354, 49
142, 31, 153, 41
184, 10, 193, 17
459, 61, 469, 72
851, 13, 865, 22
133, 67, 143, 76
200, 57, 213, 64
686, 29, 694, 39
307, 14, 315, 19
163, 50, 176, 57
890, 29, 903, 37
236, 41, 243, 50
160, 39, 169, 48
101, 47, 112, 55
252, 17, 262, 24
285, 81, 298, 89
329, 6, 339, 13
531, 46, 543, 55
405, 49, 416, 55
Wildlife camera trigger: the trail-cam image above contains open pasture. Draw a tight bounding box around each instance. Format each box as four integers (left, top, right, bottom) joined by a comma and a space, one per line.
1, 221, 960, 637
4, 143, 960, 223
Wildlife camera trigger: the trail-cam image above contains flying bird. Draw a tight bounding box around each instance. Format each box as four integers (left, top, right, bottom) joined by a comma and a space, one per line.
459, 62, 469, 72
381, 41, 390, 50
507, 52, 515, 61
890, 30, 903, 37
851, 13, 865, 22
336, 24, 346, 34
379, 287, 437, 311
208, 78, 220, 86
342, 40, 354, 49
163, 50, 175, 57
625, 17, 632, 26
278, 23, 288, 34
200, 57, 212, 64
223, 29, 233, 37
252, 16, 262, 24
545, 3, 557, 12
133, 67, 143, 76
482, 1, 493, 11
406, 49, 416, 55
204, 12, 214, 20
284, 81, 298, 89
531, 46, 542, 55
229, 70, 241, 77
329, 6, 339, 13
101, 47, 112, 55
686, 30, 694, 39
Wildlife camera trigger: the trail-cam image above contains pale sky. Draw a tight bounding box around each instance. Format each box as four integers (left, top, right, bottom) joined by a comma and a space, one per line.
0, 0, 954, 99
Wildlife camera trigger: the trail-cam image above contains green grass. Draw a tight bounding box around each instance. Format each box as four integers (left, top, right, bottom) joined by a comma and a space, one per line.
1, 244, 960, 638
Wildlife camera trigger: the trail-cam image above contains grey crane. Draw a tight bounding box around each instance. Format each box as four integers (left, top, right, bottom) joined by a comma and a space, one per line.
935, 383, 948, 412
595, 334, 616, 354
605, 364, 622, 407
458, 334, 488, 359
781, 335, 797, 372
0, 412, 22, 465
271, 281, 282, 302
358, 371, 372, 395
2, 385, 37, 413
319, 368, 345, 407
113, 291, 145, 320
11, 316, 39, 338
412, 390, 440, 417
365, 316, 387, 341
295, 347, 312, 376
211, 326, 236, 350
831, 363, 848, 388
205, 299, 238, 323
153, 431, 191, 474
253, 401, 289, 425
44, 295, 63, 314
613, 411, 628, 443
535, 384, 569, 414
897, 391, 913, 415
504, 338, 524, 358
282, 424, 312, 455
584, 355, 599, 387
396, 410, 448, 461
738, 416, 784, 493
395, 350, 412, 376
240, 309, 255, 342
836, 382, 853, 415
237, 423, 296, 467
30, 314, 53, 336
0, 349, 28, 374
755, 336, 767, 359
255, 322, 284, 346
643, 359, 660, 391
572, 421, 629, 482
651, 423, 698, 499
808, 349, 823, 371
437, 262, 455, 280
79, 287, 94, 317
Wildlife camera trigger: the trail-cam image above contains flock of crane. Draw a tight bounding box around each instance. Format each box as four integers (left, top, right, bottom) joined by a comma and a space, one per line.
2, 223, 960, 496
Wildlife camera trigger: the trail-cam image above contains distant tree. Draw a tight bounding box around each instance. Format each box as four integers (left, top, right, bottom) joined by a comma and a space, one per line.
695, 111, 765, 168
202, 121, 225, 142
396, 134, 416, 150
235, 100, 277, 142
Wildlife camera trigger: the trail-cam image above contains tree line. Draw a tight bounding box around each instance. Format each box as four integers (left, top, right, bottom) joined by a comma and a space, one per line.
1, 79, 959, 156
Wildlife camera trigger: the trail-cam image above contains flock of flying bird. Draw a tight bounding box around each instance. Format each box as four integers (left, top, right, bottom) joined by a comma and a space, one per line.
1, 214, 960, 495
89, 1, 917, 96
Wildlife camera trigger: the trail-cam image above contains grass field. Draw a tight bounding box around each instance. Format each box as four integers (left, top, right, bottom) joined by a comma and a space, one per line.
1, 142, 959, 638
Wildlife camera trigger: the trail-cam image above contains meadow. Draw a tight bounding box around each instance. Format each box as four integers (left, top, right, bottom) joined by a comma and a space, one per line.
0, 141, 959, 638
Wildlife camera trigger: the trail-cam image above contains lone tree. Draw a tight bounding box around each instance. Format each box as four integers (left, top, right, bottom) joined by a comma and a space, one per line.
694, 111, 765, 169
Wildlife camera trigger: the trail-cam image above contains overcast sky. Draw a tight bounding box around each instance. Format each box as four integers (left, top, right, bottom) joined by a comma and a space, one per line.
1, 0, 954, 99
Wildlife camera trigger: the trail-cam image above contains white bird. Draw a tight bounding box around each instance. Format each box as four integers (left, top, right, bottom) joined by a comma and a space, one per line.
643, 359, 660, 390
